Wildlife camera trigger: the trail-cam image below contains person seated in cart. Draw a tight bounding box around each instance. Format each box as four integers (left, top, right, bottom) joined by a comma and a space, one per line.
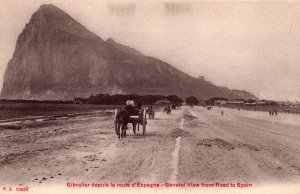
125, 100, 135, 114
124, 100, 144, 128
125, 100, 142, 113
118, 100, 133, 130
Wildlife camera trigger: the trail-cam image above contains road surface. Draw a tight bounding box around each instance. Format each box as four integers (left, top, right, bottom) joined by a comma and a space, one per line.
0, 106, 300, 193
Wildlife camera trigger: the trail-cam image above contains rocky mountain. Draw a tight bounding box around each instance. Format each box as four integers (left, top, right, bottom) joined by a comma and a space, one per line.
1, 4, 257, 100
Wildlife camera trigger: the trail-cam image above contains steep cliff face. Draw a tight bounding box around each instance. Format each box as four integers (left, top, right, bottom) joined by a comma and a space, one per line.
1, 4, 257, 100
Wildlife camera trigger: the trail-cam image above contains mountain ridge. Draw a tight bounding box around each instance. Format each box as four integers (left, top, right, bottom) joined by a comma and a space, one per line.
1, 4, 257, 101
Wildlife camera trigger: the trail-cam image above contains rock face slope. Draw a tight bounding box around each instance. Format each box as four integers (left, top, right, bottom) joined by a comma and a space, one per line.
1, 4, 257, 100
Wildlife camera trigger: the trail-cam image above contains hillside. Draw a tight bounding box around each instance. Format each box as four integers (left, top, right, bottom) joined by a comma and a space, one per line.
1, 4, 257, 100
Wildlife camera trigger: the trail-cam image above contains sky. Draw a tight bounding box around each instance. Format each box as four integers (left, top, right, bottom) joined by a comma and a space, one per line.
1, 0, 300, 101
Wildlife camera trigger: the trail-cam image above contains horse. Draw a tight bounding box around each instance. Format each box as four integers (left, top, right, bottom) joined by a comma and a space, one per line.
148, 109, 155, 119
115, 109, 129, 139
115, 108, 139, 139
146, 106, 155, 119
163, 106, 171, 114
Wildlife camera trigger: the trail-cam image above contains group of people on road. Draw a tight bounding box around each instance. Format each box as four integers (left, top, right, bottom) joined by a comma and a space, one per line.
206, 106, 212, 111
269, 110, 278, 116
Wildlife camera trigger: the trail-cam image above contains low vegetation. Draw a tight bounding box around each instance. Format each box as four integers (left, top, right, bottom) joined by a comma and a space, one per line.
74, 94, 183, 105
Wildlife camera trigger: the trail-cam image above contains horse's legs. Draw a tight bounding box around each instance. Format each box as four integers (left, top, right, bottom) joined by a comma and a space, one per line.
117, 123, 121, 139
121, 125, 123, 138
120, 124, 123, 138
132, 123, 136, 134
122, 124, 126, 138
150, 112, 154, 119
124, 124, 127, 137
119, 121, 124, 138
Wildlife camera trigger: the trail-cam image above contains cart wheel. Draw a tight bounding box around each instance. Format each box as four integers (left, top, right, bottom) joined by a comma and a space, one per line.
142, 108, 147, 136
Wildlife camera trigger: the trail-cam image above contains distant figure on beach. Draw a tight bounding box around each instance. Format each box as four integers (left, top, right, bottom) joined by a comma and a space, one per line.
221, 110, 224, 116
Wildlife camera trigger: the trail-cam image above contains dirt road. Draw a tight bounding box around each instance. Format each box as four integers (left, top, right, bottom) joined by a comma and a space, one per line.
0, 106, 300, 193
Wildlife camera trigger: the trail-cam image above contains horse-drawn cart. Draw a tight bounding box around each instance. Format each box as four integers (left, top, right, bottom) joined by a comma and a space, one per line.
146, 107, 155, 119
114, 107, 147, 139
